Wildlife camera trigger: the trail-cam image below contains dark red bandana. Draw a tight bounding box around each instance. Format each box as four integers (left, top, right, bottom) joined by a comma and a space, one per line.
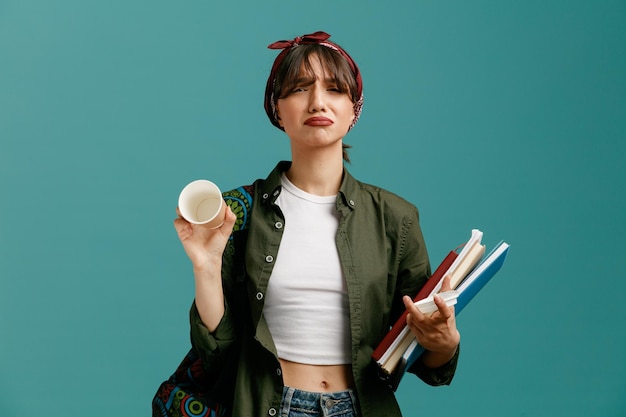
264, 31, 364, 131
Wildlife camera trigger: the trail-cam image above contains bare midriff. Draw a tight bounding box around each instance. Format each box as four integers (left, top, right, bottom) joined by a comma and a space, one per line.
279, 358, 355, 392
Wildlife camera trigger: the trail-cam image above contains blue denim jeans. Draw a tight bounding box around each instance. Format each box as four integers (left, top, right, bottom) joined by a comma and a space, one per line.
280, 386, 360, 417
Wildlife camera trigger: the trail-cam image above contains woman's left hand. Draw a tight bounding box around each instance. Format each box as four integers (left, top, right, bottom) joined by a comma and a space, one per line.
403, 276, 460, 367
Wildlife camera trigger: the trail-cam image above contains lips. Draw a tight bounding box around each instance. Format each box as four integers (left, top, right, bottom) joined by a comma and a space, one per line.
304, 116, 333, 126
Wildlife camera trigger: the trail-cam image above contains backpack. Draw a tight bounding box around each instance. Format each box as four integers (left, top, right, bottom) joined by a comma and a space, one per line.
152, 185, 254, 417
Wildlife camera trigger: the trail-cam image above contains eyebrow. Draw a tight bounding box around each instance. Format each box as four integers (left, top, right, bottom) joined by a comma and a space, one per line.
293, 76, 340, 86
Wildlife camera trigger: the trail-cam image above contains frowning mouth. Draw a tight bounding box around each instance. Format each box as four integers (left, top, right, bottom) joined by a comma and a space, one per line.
304, 117, 334, 126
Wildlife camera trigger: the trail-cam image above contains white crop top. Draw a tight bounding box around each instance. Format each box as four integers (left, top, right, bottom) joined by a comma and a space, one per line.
263, 174, 351, 365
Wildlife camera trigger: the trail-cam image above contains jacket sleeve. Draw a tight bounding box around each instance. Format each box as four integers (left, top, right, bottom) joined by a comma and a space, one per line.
188, 228, 246, 372
410, 344, 459, 386
189, 300, 237, 365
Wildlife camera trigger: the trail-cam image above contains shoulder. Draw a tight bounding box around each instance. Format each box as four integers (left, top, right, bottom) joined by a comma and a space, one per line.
346, 174, 420, 221
219, 162, 286, 234
358, 181, 415, 208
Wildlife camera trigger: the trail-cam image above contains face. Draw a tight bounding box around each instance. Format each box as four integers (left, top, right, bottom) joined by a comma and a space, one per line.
275, 56, 355, 153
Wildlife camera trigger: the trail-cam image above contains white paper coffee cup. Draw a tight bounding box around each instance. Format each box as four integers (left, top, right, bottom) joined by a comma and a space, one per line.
178, 180, 226, 228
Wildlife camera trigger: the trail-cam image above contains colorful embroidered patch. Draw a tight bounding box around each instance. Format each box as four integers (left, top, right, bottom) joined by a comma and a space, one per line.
223, 185, 253, 232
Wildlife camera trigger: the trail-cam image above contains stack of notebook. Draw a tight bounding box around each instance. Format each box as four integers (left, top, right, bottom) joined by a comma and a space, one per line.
372, 229, 510, 391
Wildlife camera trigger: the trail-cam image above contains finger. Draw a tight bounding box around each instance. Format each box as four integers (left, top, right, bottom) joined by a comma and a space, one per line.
404, 296, 429, 339
433, 294, 454, 320
402, 295, 414, 310
440, 275, 452, 292
223, 205, 237, 225
211, 205, 236, 236
173, 216, 187, 230
173, 217, 192, 238
403, 295, 426, 321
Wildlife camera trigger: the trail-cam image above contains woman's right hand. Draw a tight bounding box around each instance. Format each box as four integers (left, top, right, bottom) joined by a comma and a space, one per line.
173, 204, 237, 272
174, 203, 236, 331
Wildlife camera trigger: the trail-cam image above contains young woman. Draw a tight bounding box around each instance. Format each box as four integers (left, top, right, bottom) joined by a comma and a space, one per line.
173, 31, 460, 417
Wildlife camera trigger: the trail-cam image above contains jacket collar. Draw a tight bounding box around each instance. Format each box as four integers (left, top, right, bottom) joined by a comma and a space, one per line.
259, 161, 359, 211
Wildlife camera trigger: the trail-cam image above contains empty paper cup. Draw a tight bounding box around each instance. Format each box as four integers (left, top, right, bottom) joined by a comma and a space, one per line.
178, 180, 226, 228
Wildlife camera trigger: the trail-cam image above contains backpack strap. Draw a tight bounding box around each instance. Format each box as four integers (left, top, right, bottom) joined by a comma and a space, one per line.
222, 185, 254, 262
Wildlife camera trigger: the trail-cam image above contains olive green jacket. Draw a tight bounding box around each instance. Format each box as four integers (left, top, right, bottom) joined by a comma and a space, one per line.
189, 161, 458, 417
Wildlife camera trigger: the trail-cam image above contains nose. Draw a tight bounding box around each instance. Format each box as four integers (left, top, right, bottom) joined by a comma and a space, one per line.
308, 84, 326, 113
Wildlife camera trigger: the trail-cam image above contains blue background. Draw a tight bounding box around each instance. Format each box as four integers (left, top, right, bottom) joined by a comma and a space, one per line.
1, 1, 625, 415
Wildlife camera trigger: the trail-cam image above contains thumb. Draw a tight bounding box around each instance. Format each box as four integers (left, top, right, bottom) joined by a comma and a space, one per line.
221, 204, 237, 230
440, 275, 453, 292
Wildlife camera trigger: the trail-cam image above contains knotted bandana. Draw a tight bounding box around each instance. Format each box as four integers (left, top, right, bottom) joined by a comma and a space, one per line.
264, 31, 364, 131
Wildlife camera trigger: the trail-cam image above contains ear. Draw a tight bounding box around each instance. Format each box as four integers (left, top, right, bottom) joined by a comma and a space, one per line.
274, 103, 283, 127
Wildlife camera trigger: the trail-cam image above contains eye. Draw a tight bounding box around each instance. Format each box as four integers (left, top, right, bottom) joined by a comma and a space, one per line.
327, 83, 347, 94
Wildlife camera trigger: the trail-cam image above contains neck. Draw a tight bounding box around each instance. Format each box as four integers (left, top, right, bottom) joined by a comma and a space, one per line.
286, 149, 344, 196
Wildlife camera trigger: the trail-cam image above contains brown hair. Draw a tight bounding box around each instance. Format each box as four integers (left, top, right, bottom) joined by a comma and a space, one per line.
272, 44, 360, 104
